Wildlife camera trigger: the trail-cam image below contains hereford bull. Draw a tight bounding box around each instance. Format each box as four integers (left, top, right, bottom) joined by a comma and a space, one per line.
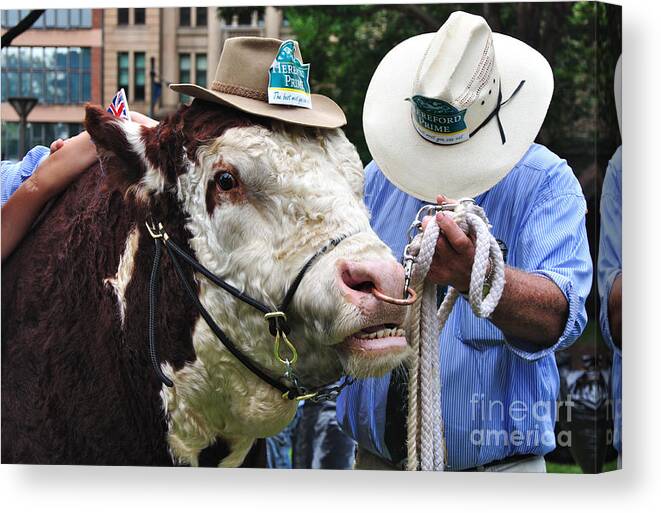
1, 99, 410, 467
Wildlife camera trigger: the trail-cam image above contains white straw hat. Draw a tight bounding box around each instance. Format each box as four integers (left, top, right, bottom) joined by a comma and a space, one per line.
363, 11, 554, 201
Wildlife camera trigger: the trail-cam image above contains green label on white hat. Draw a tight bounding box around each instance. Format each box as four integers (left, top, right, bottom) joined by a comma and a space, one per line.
409, 95, 469, 145
268, 40, 312, 109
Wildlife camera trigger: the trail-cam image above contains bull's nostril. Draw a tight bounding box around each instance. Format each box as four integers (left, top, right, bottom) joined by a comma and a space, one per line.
341, 270, 375, 294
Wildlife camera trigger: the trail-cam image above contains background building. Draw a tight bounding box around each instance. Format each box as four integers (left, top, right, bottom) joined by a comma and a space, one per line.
2, 6, 286, 161
1, 8, 104, 160
102, 6, 286, 116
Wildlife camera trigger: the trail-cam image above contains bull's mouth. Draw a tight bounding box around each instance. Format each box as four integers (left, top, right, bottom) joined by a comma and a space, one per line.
341, 323, 407, 355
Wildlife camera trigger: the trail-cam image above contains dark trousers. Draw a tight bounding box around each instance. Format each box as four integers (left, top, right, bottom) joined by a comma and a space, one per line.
293, 399, 357, 470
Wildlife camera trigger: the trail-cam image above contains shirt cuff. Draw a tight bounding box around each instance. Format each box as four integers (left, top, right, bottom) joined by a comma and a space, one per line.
504, 270, 585, 361
600, 270, 622, 357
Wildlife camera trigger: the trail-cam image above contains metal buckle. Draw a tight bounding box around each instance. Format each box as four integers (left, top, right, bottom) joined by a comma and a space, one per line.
145, 220, 169, 242
265, 311, 299, 366
400, 199, 476, 297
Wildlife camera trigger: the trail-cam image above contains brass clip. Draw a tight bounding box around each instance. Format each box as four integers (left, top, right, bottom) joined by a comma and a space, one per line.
145, 221, 169, 242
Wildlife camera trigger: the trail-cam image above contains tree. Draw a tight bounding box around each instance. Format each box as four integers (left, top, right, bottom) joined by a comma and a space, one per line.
1, 10, 45, 48
283, 2, 621, 172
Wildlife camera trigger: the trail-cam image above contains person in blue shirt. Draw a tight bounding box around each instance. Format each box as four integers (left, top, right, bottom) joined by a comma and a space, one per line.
598, 146, 622, 466
598, 54, 622, 467
337, 12, 592, 472
1, 112, 156, 261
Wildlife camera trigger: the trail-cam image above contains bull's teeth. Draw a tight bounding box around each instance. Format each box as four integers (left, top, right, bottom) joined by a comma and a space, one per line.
353, 326, 405, 339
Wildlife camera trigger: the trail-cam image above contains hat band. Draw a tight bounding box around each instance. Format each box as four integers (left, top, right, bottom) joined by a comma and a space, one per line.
211, 80, 267, 102
468, 80, 526, 144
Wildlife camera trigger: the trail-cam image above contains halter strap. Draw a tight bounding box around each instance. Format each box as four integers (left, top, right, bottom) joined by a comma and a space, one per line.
146, 220, 352, 400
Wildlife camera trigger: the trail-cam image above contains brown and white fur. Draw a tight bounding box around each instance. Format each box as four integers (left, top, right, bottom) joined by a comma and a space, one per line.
1, 100, 409, 467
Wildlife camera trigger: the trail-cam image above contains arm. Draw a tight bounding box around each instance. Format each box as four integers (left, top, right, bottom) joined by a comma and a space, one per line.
423, 188, 591, 352
1, 113, 158, 261
608, 273, 622, 348
424, 211, 568, 348
1, 131, 97, 261
597, 151, 622, 351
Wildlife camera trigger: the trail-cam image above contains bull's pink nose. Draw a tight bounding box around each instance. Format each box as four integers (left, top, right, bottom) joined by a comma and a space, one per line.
337, 259, 405, 308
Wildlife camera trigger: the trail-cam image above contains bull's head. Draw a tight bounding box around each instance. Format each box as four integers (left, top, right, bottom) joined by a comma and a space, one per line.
86, 100, 408, 434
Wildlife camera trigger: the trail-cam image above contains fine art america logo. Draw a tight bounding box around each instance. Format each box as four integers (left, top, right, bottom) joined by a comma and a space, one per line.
268, 40, 312, 109
408, 95, 469, 145
468, 393, 616, 450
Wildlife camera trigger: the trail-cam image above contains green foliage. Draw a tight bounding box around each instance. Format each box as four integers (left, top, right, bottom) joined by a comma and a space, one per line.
283, 2, 622, 167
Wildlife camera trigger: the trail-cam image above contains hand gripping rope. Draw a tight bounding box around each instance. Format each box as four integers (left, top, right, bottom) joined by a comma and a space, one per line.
403, 198, 506, 471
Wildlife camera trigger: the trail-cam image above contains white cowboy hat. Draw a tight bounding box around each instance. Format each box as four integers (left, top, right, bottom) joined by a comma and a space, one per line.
363, 11, 554, 201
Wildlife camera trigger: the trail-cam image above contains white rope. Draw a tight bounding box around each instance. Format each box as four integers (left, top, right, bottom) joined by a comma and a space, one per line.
405, 202, 506, 471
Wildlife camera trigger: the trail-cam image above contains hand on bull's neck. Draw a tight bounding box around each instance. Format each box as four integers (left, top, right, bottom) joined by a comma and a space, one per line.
421, 196, 568, 349
1, 112, 157, 262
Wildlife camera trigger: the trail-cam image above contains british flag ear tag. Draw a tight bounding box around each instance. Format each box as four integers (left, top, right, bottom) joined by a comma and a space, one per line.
107, 88, 131, 121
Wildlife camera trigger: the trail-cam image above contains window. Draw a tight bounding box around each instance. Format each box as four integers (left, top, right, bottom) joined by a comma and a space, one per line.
134, 52, 146, 101
5, 10, 20, 27
118, 8, 129, 25
55, 9, 68, 28
5, 9, 91, 29
195, 54, 207, 87
178, 53, 191, 102
196, 7, 207, 27
179, 7, 191, 27
80, 9, 92, 27
70, 9, 81, 26
118, 52, 129, 98
45, 10, 56, 27
1, 45, 91, 104
1, 122, 82, 162
134, 8, 145, 25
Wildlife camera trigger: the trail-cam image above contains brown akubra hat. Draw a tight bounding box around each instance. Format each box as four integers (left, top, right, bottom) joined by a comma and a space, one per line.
170, 37, 347, 129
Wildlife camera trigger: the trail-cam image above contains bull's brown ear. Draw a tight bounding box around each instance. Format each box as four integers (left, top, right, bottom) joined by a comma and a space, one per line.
84, 104, 152, 195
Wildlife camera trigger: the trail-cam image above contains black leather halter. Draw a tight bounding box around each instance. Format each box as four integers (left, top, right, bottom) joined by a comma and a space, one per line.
146, 219, 353, 401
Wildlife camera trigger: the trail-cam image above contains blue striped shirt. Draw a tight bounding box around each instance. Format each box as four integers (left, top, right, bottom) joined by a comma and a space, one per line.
337, 143, 593, 470
1, 145, 50, 207
598, 146, 622, 453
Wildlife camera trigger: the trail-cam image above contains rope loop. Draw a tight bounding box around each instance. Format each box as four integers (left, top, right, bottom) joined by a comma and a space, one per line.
405, 201, 506, 471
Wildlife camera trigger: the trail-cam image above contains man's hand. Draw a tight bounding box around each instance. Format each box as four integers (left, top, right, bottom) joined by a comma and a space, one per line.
419, 194, 568, 348
421, 195, 477, 293
608, 273, 622, 348
130, 111, 159, 128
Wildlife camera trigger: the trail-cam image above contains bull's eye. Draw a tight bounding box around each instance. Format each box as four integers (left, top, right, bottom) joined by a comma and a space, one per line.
216, 172, 236, 191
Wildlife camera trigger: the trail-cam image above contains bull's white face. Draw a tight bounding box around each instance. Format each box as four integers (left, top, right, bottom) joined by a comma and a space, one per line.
89, 104, 409, 466
177, 123, 409, 385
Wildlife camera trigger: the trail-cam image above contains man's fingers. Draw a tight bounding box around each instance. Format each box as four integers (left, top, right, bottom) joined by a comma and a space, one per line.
130, 111, 159, 128
50, 139, 64, 153
436, 212, 472, 254
436, 194, 457, 205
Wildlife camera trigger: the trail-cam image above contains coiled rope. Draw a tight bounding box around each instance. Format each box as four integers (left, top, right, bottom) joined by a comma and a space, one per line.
405, 201, 506, 471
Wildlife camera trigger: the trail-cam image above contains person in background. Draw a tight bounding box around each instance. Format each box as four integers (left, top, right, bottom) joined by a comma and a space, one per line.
337, 11, 592, 472
292, 397, 356, 469
598, 55, 622, 468
1, 112, 156, 261
266, 396, 357, 469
